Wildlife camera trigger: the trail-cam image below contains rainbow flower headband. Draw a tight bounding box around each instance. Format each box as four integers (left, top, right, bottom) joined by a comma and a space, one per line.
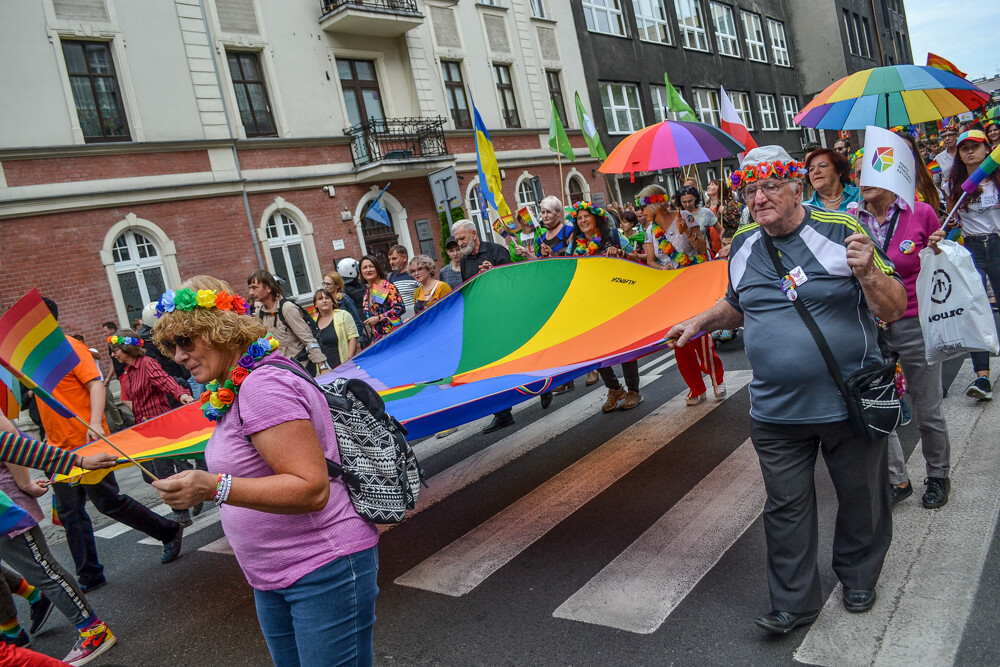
569, 201, 606, 220
730, 160, 806, 190
850, 149, 865, 169
635, 193, 670, 208
156, 288, 248, 318
107, 336, 143, 347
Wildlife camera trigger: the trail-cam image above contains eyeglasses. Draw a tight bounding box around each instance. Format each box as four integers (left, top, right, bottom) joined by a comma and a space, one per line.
162, 334, 195, 355
322, 281, 335, 287
810, 161, 831, 170
743, 181, 787, 200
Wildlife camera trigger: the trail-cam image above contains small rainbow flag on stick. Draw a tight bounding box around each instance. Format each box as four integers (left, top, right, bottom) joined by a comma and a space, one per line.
926, 159, 941, 175
0, 289, 80, 418
962, 144, 1000, 194
926, 53, 967, 79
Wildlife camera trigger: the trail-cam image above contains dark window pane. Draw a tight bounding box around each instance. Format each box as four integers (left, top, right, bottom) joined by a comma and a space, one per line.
68, 78, 101, 137
63, 42, 87, 74
85, 45, 112, 74
354, 61, 376, 81
117, 272, 143, 324
270, 248, 289, 285
142, 268, 166, 302
287, 244, 309, 296
61, 40, 129, 141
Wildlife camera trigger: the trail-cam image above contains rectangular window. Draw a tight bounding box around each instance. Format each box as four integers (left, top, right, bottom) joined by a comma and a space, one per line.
693, 88, 720, 126
741, 12, 767, 62
226, 51, 277, 138
582, 0, 626, 37
633, 0, 672, 45
530, 0, 547, 18
843, 9, 858, 55
61, 40, 130, 142
441, 61, 472, 129
674, 0, 709, 51
757, 93, 779, 131
710, 3, 740, 57
728, 90, 753, 130
853, 13, 870, 58
862, 17, 874, 58
650, 85, 668, 123
781, 95, 799, 129
493, 64, 520, 128
767, 19, 789, 66
600, 82, 643, 134
546, 70, 567, 125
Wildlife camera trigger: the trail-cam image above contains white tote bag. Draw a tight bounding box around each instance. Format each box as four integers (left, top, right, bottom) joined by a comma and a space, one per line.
916, 239, 1000, 363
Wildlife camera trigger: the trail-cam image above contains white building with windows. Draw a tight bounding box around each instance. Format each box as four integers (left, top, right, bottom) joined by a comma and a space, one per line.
0, 0, 605, 348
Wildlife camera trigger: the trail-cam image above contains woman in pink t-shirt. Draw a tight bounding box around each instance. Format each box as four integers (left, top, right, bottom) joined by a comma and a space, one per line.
151, 276, 378, 667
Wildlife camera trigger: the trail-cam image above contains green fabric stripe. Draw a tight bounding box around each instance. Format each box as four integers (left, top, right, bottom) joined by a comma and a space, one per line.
455, 260, 576, 374
20, 327, 66, 378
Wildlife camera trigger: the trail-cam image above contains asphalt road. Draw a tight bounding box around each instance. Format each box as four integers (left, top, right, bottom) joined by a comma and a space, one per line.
16, 342, 1000, 666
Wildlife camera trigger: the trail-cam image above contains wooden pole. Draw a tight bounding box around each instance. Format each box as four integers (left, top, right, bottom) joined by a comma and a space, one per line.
602, 173, 618, 207
557, 149, 566, 206
71, 414, 158, 480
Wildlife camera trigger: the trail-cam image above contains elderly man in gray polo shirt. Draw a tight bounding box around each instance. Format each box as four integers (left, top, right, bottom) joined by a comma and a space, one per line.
667, 146, 907, 635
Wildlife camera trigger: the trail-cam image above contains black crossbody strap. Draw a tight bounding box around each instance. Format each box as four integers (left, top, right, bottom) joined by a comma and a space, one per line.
760, 233, 850, 398
878, 207, 902, 254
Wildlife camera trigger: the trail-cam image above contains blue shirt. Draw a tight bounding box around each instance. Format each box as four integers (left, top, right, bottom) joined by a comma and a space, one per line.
803, 182, 860, 212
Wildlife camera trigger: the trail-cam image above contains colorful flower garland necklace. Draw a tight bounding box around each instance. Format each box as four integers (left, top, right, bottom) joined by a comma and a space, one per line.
572, 234, 603, 256
200, 335, 279, 422
651, 224, 708, 266
107, 336, 143, 347
156, 287, 248, 318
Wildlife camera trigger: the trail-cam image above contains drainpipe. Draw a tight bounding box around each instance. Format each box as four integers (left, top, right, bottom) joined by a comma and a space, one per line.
198, 0, 265, 270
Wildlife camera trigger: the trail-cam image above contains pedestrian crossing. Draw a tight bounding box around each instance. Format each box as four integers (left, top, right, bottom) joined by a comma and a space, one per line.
97, 352, 1000, 663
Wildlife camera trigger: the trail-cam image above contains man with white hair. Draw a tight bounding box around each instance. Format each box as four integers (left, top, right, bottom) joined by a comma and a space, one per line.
667, 146, 906, 635
452, 219, 517, 433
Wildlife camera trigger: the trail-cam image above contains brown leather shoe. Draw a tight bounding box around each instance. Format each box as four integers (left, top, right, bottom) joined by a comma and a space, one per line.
602, 388, 626, 412
619, 390, 643, 410
586, 370, 600, 386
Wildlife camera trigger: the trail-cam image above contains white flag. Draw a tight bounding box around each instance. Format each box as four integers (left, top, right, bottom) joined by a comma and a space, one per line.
860, 125, 915, 210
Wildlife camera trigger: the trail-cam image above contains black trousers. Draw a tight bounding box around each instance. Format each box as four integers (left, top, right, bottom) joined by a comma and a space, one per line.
598, 360, 640, 392
750, 418, 891, 613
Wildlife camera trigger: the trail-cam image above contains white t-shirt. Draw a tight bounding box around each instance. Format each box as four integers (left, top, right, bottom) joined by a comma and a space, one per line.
645, 217, 696, 269
935, 149, 956, 182
958, 181, 1000, 236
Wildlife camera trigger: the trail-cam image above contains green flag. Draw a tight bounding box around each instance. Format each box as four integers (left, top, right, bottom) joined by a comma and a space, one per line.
664, 72, 697, 121
574, 91, 606, 160
548, 100, 575, 161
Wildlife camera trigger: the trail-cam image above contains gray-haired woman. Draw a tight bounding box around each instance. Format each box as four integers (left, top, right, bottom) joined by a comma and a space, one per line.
410, 254, 452, 314
535, 196, 574, 257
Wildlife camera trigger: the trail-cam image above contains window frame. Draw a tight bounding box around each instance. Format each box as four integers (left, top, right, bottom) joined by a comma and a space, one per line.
693, 88, 720, 126
546, 70, 568, 126
756, 93, 779, 131
264, 211, 315, 300
529, 0, 547, 18
226, 50, 278, 138
493, 63, 521, 129
674, 0, 710, 52
709, 2, 740, 58
650, 84, 668, 123
728, 90, 753, 130
633, 0, 672, 45
781, 95, 800, 129
741, 11, 767, 63
843, 9, 858, 55
582, 0, 627, 37
111, 231, 167, 325
61, 40, 131, 143
766, 18, 790, 67
600, 82, 644, 135
441, 60, 472, 130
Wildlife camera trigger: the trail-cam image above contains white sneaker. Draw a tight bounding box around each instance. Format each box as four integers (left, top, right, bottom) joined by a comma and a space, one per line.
686, 392, 706, 406
714, 384, 727, 399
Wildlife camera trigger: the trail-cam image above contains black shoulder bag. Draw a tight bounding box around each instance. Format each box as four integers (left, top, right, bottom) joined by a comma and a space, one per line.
760, 232, 900, 441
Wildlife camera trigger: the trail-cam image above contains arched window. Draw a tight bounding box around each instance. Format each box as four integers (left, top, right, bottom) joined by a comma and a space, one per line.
112, 231, 167, 325
265, 211, 314, 298
516, 177, 539, 218
466, 179, 493, 241
359, 200, 398, 273
568, 175, 587, 204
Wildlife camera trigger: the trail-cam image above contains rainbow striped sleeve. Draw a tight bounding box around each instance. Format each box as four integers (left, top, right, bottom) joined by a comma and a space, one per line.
0, 431, 76, 476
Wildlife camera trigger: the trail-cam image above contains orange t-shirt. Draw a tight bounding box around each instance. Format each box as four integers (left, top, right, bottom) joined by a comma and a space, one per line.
36, 336, 109, 450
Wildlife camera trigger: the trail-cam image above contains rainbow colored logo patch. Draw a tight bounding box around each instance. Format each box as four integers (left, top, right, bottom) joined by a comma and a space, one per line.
871, 147, 894, 173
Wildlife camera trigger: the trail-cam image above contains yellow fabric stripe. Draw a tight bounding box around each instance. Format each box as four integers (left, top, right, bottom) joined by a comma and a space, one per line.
732, 222, 759, 240
9, 319, 57, 369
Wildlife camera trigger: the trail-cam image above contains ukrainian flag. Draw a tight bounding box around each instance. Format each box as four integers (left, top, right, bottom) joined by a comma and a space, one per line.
471, 94, 513, 229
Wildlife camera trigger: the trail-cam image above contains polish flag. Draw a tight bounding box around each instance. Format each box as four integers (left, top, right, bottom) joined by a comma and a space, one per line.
719, 86, 757, 156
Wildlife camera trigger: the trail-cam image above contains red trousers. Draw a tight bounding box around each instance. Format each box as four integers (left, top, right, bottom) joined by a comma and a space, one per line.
0, 643, 68, 666
675, 335, 724, 397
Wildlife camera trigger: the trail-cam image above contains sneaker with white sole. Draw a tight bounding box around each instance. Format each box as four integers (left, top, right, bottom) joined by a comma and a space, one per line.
966, 376, 993, 400
63, 623, 116, 666
686, 392, 706, 406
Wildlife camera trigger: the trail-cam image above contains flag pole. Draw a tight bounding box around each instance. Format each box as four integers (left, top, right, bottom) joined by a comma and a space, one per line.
557, 149, 566, 206
69, 414, 159, 480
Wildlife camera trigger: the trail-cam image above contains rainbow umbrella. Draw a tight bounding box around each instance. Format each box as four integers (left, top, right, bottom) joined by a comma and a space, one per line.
598, 119, 745, 179
794, 64, 989, 130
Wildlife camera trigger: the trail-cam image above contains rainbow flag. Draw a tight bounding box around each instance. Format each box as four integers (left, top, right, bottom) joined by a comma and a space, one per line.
926, 53, 967, 79
962, 144, 1000, 194
0, 367, 20, 420
0, 491, 35, 536
0, 289, 80, 418
926, 159, 941, 175
56, 401, 214, 485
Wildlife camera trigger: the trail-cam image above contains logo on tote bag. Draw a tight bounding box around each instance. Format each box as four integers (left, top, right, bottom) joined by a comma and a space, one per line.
930, 269, 952, 304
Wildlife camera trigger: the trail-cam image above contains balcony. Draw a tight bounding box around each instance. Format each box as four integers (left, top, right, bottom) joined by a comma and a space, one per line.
344, 117, 450, 173
319, 0, 423, 37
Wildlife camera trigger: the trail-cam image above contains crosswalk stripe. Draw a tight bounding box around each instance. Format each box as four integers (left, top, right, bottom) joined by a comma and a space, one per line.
199, 536, 234, 555
380, 364, 674, 536
552, 436, 763, 633
94, 503, 172, 539
137, 507, 222, 545
394, 371, 753, 596
795, 361, 999, 665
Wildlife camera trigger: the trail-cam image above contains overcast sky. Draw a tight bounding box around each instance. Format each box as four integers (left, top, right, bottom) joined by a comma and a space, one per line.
904, 0, 1000, 80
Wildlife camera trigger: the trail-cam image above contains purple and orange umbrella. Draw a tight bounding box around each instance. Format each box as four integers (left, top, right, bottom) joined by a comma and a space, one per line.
598, 119, 745, 179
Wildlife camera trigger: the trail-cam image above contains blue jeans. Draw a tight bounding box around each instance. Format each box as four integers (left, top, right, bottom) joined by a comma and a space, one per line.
965, 233, 1000, 373
187, 376, 206, 398
254, 546, 378, 667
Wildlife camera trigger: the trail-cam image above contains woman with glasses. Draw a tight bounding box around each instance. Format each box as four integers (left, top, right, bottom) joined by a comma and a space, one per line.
359, 255, 405, 343
152, 277, 379, 666
409, 254, 451, 315
803, 148, 859, 212
312, 288, 359, 371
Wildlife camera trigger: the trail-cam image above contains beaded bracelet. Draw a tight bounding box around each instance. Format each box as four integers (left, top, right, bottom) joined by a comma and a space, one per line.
215, 473, 233, 506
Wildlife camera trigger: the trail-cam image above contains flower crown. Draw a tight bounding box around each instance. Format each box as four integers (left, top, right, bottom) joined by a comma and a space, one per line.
156, 288, 248, 318
730, 160, 806, 190
107, 336, 143, 347
850, 148, 865, 169
635, 193, 670, 208
569, 201, 606, 220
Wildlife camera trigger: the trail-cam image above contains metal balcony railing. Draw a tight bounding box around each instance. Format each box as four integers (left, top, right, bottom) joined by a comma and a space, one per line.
320, 0, 419, 16
344, 117, 449, 167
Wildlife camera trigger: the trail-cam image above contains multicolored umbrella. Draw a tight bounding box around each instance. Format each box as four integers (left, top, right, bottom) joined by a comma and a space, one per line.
598, 119, 745, 178
794, 64, 989, 130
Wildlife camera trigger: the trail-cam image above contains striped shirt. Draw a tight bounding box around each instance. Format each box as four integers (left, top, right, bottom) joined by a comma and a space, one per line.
119, 355, 190, 422
0, 430, 77, 476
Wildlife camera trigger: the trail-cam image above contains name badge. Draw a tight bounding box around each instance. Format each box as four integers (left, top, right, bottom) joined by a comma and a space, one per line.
789, 265, 808, 286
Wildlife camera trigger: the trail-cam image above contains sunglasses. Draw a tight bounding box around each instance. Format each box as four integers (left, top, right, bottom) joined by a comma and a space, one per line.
162, 334, 195, 355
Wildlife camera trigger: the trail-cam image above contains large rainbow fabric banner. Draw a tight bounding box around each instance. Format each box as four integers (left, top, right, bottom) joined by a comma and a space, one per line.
326, 257, 730, 439
0, 491, 35, 536
57, 401, 212, 484
0, 289, 80, 418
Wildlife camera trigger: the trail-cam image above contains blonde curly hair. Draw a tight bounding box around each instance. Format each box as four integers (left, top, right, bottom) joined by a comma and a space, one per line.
152, 275, 266, 357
